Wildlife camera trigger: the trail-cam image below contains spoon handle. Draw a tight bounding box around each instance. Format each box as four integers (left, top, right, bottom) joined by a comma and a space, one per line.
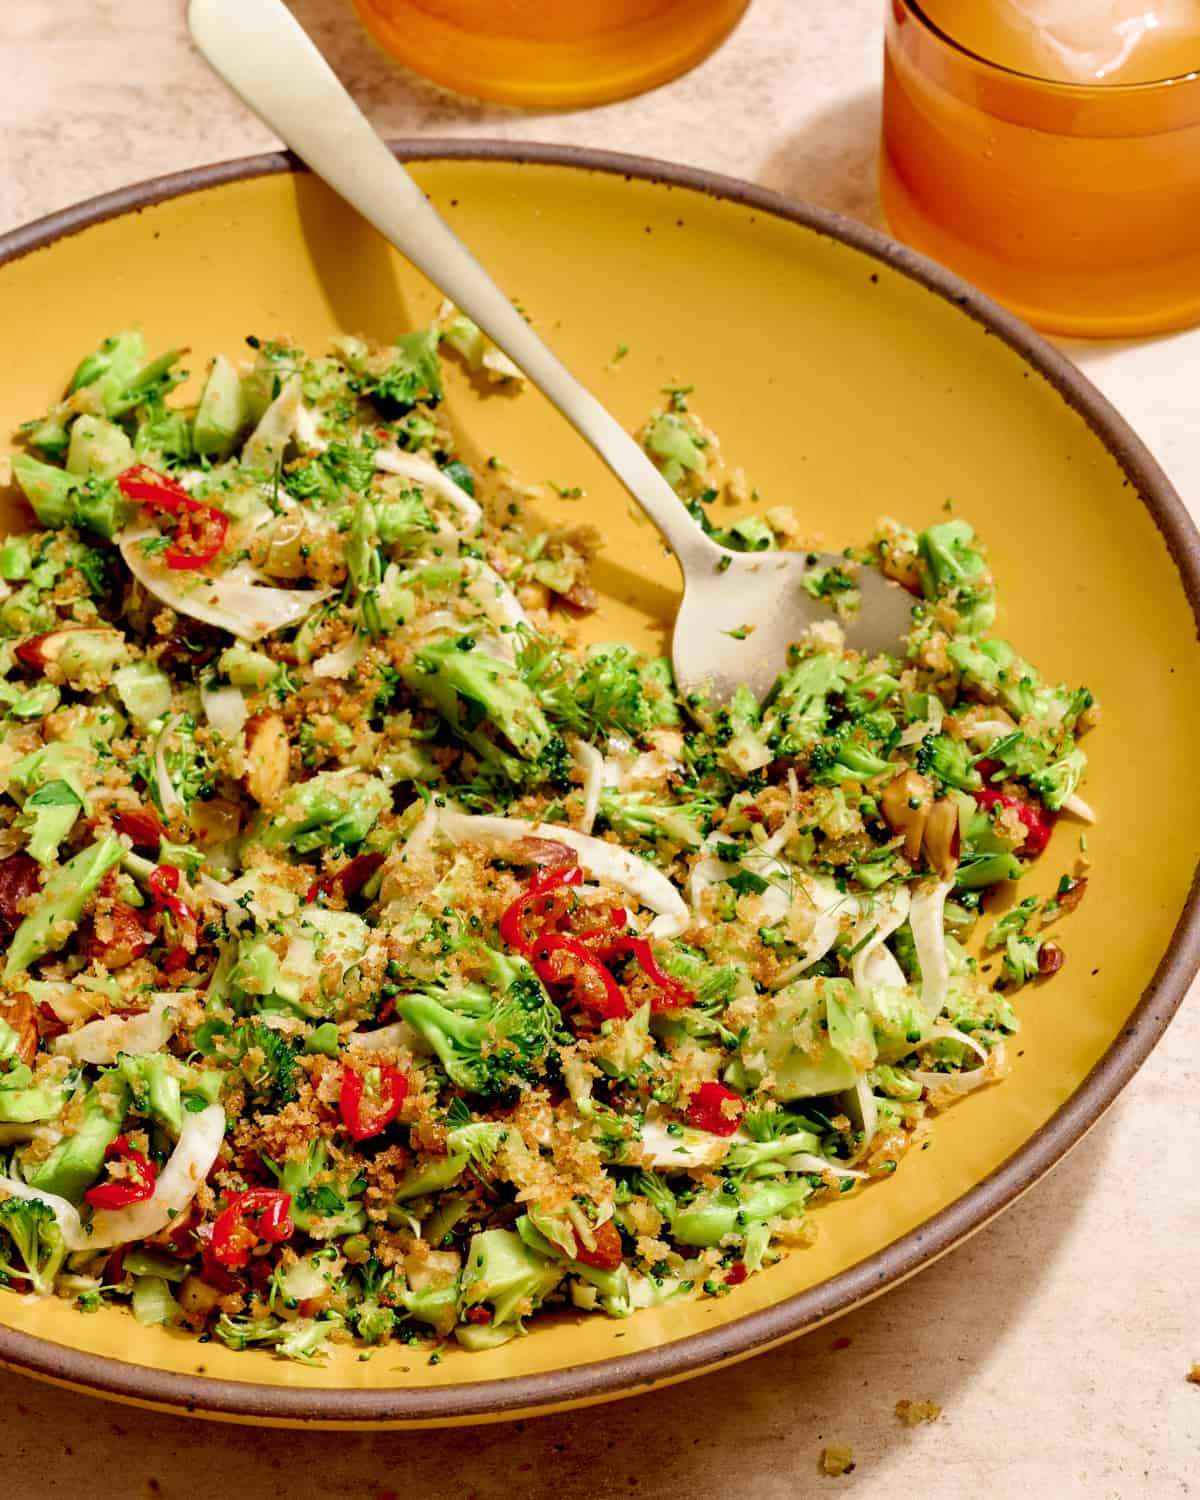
188, 0, 723, 576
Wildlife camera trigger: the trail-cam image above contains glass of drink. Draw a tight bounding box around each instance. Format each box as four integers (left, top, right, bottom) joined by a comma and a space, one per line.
351, 0, 751, 109
880, 1, 1200, 336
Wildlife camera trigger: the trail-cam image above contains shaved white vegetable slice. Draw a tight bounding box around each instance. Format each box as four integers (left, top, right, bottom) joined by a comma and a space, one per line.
0, 1177, 85, 1247
0, 1105, 225, 1252
402, 556, 531, 644
789, 1155, 869, 1181
86, 1105, 226, 1250
849, 887, 911, 995
769, 877, 862, 989
293, 402, 326, 452
848, 1076, 878, 1164
311, 633, 364, 680
152, 712, 187, 823
912, 1043, 1006, 1098
638, 1117, 730, 1170
919, 1023, 990, 1066
374, 449, 483, 531
1062, 792, 1096, 824
242, 374, 302, 469
53, 995, 177, 1066
200, 679, 247, 738
688, 833, 794, 928
571, 739, 604, 835
343, 1020, 423, 1054
120, 531, 329, 643
908, 878, 955, 1017
437, 811, 689, 937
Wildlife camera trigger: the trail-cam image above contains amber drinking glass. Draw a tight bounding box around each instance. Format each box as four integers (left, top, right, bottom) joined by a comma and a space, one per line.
352, 0, 751, 108
880, 0, 1200, 336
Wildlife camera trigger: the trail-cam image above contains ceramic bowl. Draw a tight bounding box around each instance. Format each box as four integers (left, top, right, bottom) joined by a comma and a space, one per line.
0, 144, 1196, 1427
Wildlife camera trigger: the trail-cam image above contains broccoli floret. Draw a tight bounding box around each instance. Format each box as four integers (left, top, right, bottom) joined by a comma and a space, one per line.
626, 1170, 677, 1223
130, 714, 218, 814
20, 779, 83, 865
265, 1139, 367, 1237
947, 636, 1093, 736
917, 520, 995, 633
260, 770, 392, 855
1003, 934, 1042, 989
984, 897, 1039, 951
133, 396, 194, 464
284, 440, 378, 503
0, 1198, 68, 1296
915, 732, 981, 792
725, 1128, 825, 1178
11, 457, 132, 540
596, 789, 715, 851
810, 728, 892, 784
641, 412, 706, 491
760, 650, 846, 756
213, 1312, 285, 1351
396, 961, 566, 1099
401, 637, 555, 780
980, 730, 1050, 780
456, 1227, 565, 1349
363, 329, 443, 412
351, 1302, 397, 1345
843, 668, 902, 719
574, 644, 680, 741
1029, 744, 1086, 811
670, 1179, 812, 1248
513, 629, 589, 734
219, 1021, 302, 1110
710, 682, 773, 775
728, 978, 874, 1100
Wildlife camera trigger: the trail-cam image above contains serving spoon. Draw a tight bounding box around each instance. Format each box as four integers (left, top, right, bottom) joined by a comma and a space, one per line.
188, 0, 914, 705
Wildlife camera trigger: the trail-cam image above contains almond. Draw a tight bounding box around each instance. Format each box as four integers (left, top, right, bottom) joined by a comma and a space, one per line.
243, 712, 291, 806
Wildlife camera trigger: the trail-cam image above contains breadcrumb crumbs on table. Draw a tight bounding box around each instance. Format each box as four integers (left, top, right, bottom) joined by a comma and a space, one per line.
820, 1445, 855, 1477
1187, 1364, 1200, 1385
895, 1398, 942, 1425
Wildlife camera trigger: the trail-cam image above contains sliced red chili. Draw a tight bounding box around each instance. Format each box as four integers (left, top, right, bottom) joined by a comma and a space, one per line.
463, 1305, 493, 1325
571, 1218, 623, 1271
306, 851, 385, 905
146, 863, 198, 937
499, 865, 583, 956
532, 934, 629, 1021
974, 788, 1054, 857
84, 1135, 157, 1211
118, 463, 229, 571
164, 507, 229, 570
117, 464, 194, 511
595, 935, 696, 1012
725, 1260, 748, 1286
339, 1062, 408, 1141
685, 1082, 745, 1138
210, 1188, 294, 1270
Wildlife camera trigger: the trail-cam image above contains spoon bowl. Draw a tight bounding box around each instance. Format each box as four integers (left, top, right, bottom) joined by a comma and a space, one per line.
187, 0, 914, 704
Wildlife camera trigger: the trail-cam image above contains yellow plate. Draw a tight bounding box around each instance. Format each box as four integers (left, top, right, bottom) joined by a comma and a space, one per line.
0, 145, 1196, 1428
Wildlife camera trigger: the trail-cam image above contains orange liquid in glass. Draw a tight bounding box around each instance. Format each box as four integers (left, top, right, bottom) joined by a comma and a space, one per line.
880, 0, 1200, 335
351, 0, 751, 108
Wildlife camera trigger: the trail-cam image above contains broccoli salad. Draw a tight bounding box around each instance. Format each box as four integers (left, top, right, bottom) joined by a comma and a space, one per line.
0, 324, 1096, 1362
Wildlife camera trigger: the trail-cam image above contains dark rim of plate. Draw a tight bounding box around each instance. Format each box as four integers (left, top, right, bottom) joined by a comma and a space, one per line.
0, 141, 1196, 1428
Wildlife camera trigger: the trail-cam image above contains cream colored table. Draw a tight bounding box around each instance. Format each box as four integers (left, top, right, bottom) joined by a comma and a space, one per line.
1, 3, 1197, 1495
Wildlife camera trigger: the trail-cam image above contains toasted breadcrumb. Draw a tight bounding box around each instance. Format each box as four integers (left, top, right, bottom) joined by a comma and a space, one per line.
895, 1398, 942, 1425
820, 1445, 855, 1477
